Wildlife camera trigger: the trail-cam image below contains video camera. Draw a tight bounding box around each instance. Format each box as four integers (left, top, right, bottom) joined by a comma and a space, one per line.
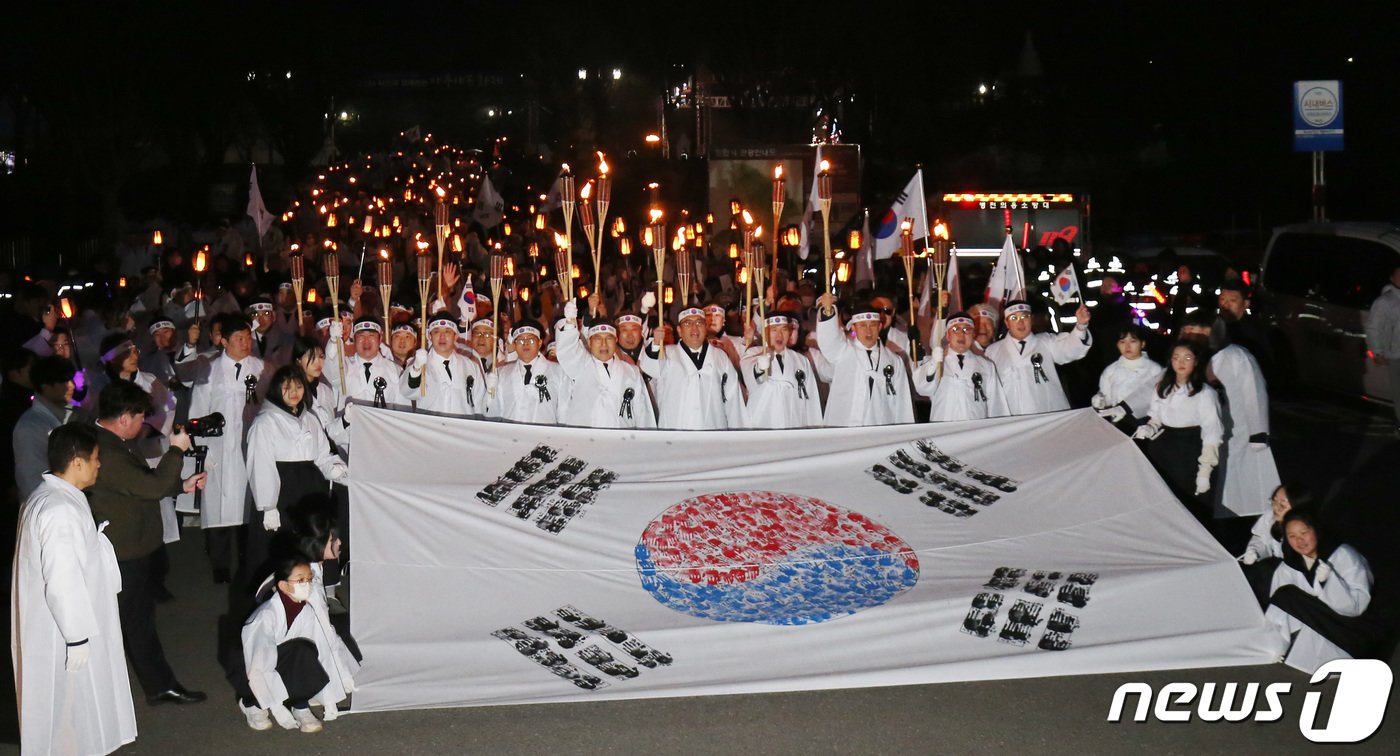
183, 412, 225, 439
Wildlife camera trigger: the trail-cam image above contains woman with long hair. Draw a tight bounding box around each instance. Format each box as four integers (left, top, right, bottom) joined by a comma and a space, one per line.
1133, 339, 1222, 526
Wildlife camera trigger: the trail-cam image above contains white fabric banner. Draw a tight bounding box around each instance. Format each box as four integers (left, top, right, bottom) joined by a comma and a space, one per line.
349, 408, 1273, 712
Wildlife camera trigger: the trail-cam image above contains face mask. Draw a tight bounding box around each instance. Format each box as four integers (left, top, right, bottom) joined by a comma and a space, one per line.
289, 582, 312, 603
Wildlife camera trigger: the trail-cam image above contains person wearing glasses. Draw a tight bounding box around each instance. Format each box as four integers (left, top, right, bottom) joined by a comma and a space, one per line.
867, 293, 913, 370
984, 300, 1092, 415
914, 312, 1008, 421
741, 313, 823, 428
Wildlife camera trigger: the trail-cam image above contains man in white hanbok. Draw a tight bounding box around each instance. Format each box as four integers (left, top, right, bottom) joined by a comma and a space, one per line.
913, 312, 1009, 422
554, 301, 656, 429
984, 300, 1092, 415
490, 320, 568, 424
640, 307, 743, 429
815, 295, 914, 427
1181, 315, 1278, 517
740, 314, 822, 429
12, 424, 137, 756
183, 315, 265, 582
324, 317, 405, 412
401, 314, 486, 415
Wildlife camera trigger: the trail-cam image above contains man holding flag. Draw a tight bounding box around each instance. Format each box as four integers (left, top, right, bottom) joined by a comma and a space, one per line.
985, 300, 1092, 416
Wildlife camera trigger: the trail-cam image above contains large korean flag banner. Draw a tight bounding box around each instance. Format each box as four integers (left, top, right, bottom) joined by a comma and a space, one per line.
349, 409, 1273, 711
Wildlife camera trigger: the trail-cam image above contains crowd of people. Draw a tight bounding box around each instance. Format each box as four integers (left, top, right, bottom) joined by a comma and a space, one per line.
2, 138, 1394, 753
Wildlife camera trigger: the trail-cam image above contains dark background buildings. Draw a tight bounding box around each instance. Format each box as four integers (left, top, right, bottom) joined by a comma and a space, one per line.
1, 1, 1396, 268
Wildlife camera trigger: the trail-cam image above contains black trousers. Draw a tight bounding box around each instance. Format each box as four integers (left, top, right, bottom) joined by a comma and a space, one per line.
1242, 557, 1282, 609
206, 525, 241, 574
1270, 585, 1387, 660
230, 638, 329, 709
241, 461, 327, 598
117, 555, 179, 694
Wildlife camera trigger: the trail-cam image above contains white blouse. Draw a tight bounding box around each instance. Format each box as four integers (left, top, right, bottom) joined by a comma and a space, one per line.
1147, 382, 1223, 446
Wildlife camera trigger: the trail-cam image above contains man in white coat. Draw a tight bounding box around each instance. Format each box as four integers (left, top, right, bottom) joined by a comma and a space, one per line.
324, 317, 405, 411
913, 312, 1009, 422
12, 423, 137, 756
554, 301, 656, 429
183, 314, 265, 582
984, 300, 1092, 415
490, 320, 568, 424
740, 314, 822, 428
640, 307, 743, 429
402, 313, 487, 415
1181, 314, 1278, 517
815, 294, 915, 427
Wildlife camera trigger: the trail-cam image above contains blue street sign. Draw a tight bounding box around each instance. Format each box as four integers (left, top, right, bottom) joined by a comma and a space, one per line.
1294, 80, 1344, 152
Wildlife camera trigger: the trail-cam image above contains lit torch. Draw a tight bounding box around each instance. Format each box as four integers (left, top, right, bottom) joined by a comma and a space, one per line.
434, 186, 449, 301
931, 220, 952, 378
817, 159, 834, 307
648, 219, 667, 360
290, 252, 306, 336
323, 247, 346, 393
578, 181, 598, 315
559, 164, 575, 299
489, 253, 506, 387
377, 249, 393, 337
771, 164, 784, 290
899, 218, 918, 363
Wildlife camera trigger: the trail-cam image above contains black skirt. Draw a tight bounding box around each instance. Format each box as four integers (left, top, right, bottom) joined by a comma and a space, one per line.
1145, 425, 1211, 526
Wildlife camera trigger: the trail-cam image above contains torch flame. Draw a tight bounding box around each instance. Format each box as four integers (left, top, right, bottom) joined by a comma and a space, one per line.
642, 228, 654, 247
741, 210, 754, 226
900, 218, 912, 233
554, 232, 568, 248
754, 226, 764, 240
933, 221, 949, 240
561, 163, 570, 174
194, 249, 208, 273
434, 186, 446, 199
60, 298, 74, 319
649, 208, 663, 223
379, 249, 390, 261
597, 152, 609, 175
580, 181, 592, 200
774, 165, 783, 180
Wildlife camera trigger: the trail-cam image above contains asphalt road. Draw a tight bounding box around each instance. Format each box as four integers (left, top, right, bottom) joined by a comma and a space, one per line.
4, 388, 1398, 755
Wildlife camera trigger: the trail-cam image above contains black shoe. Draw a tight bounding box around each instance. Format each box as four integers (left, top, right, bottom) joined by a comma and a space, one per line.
212, 568, 231, 584
147, 687, 208, 705
152, 584, 175, 603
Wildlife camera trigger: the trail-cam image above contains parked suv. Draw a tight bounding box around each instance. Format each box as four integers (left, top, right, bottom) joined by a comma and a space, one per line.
1259, 222, 1400, 402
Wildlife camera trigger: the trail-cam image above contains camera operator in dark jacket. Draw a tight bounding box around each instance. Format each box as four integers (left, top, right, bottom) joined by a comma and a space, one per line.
88, 379, 210, 705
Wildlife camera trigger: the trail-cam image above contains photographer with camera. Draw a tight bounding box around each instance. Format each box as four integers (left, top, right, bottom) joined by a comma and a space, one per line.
89, 380, 209, 705
183, 313, 266, 583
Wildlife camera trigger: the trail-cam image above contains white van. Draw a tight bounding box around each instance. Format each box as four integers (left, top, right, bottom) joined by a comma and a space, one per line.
1258, 222, 1400, 402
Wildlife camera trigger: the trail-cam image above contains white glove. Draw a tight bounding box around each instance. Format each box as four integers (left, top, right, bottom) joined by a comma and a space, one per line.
564, 299, 578, 323
328, 463, 349, 482
921, 357, 938, 382
329, 319, 343, 340
270, 704, 297, 730
1090, 393, 1108, 410
485, 372, 499, 394
1315, 561, 1332, 583
342, 402, 356, 423
410, 348, 429, 377
1240, 551, 1259, 566
1131, 421, 1162, 441
641, 291, 657, 313
930, 346, 945, 368
757, 354, 772, 374
1194, 472, 1212, 496
1097, 405, 1127, 423
65, 642, 89, 671
263, 509, 281, 531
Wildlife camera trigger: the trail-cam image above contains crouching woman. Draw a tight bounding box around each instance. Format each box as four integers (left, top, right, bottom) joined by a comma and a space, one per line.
240, 558, 359, 733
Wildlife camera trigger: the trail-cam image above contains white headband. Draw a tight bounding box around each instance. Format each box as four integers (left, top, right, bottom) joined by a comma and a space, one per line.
512, 325, 542, 340
278, 283, 293, 290
586, 323, 617, 338
391, 323, 416, 335
148, 320, 175, 335
703, 305, 725, 315
849, 311, 881, 324
316, 317, 333, 330
470, 318, 495, 332
1004, 303, 1032, 316
247, 302, 274, 314
353, 321, 383, 335
100, 340, 135, 364
428, 318, 458, 333
947, 315, 973, 328
615, 314, 643, 325
678, 307, 704, 322
765, 315, 791, 327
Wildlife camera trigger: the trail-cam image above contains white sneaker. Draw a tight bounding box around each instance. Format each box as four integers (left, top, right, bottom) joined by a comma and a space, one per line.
292, 707, 323, 733
241, 702, 273, 731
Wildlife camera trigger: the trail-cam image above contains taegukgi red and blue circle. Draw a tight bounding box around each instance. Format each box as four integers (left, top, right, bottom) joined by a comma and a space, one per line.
635, 491, 920, 625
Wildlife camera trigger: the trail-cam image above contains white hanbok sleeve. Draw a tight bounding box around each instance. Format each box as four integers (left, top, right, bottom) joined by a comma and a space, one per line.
1196, 386, 1224, 447
815, 314, 854, 366
244, 418, 282, 513
1046, 327, 1092, 364
1213, 348, 1270, 436
1317, 546, 1373, 618
553, 319, 591, 380
37, 503, 99, 643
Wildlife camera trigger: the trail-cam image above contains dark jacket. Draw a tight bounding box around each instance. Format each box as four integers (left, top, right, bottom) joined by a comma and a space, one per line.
88, 423, 185, 560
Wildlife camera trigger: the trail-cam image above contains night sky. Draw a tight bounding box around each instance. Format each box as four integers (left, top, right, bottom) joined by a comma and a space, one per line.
2, 1, 1397, 260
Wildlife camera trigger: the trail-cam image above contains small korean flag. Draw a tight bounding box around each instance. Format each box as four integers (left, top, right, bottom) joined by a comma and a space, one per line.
1051, 265, 1080, 305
